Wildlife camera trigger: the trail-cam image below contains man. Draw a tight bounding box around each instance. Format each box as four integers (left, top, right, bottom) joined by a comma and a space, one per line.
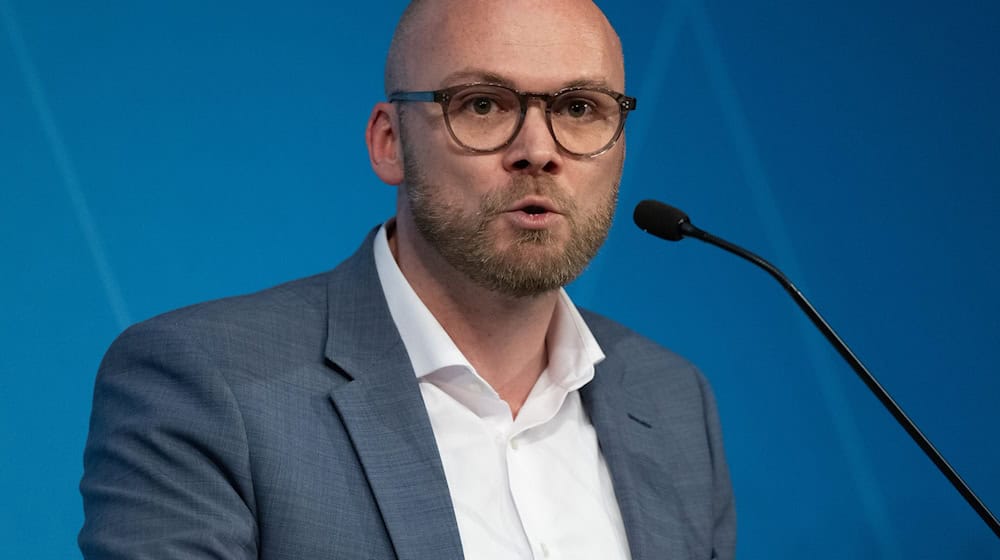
80, 1, 735, 558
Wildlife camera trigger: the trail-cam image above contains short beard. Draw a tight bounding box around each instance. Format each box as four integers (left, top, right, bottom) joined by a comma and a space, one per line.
402, 147, 618, 298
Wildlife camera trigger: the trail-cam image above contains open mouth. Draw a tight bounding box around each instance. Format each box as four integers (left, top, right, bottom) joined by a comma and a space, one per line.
522, 205, 548, 215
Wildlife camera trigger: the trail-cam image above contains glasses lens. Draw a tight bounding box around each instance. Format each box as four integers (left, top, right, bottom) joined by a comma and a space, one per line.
445, 85, 521, 151
550, 89, 622, 155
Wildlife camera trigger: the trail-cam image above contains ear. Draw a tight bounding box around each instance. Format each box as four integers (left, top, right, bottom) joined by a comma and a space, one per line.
366, 102, 405, 185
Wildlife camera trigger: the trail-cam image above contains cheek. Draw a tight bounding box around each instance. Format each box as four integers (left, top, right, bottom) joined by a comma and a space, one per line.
431, 157, 508, 207
572, 157, 623, 205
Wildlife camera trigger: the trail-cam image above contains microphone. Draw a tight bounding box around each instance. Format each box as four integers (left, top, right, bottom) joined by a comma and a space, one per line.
632, 199, 689, 241
633, 199, 1000, 538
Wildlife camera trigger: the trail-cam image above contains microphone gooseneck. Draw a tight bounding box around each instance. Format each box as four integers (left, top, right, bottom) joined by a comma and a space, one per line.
633, 199, 1000, 538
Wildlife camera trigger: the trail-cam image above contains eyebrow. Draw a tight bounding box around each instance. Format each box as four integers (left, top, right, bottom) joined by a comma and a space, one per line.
439, 68, 614, 91
562, 77, 613, 90
440, 69, 513, 88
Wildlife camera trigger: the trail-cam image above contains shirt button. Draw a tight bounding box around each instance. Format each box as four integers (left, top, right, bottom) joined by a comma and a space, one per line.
509, 438, 519, 450
540, 542, 551, 558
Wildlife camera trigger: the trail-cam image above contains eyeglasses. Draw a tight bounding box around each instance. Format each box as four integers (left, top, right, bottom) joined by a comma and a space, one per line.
389, 83, 637, 157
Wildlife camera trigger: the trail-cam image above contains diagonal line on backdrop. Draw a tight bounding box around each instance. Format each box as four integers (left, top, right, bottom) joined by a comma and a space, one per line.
687, 1, 902, 556
571, 0, 692, 306
619, 0, 692, 182
1, 0, 131, 330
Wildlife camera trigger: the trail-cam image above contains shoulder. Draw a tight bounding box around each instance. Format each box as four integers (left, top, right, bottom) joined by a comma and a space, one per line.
115, 271, 329, 352
98, 270, 341, 398
580, 308, 699, 377
110, 226, 380, 362
579, 308, 714, 405
96, 226, 388, 402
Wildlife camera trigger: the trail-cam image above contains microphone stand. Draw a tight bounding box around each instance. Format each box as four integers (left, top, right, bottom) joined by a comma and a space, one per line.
640, 201, 1000, 538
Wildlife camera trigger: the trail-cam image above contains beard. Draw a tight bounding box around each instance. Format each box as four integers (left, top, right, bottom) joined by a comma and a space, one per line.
402, 149, 619, 298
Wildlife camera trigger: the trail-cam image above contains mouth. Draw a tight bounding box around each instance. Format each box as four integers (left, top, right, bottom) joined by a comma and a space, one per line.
501, 197, 564, 230
507, 197, 559, 216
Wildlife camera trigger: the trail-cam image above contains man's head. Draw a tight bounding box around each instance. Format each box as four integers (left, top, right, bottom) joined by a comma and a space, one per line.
366, 0, 630, 298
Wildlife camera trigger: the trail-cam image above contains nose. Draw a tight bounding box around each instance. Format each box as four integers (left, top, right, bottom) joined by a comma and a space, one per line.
501, 103, 563, 175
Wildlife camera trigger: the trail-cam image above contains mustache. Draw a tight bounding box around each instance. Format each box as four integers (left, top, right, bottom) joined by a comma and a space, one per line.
477, 175, 578, 218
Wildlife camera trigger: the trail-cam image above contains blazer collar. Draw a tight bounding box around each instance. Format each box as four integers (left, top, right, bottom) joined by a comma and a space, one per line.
581, 338, 711, 560
323, 228, 464, 560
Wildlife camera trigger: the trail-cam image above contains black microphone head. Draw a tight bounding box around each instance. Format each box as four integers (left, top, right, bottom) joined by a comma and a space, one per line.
633, 199, 690, 241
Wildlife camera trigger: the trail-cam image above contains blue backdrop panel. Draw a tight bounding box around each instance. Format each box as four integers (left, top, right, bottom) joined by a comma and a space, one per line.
1, 1, 997, 558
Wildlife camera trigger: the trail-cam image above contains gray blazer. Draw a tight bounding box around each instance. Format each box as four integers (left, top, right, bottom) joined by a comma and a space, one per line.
80, 229, 735, 559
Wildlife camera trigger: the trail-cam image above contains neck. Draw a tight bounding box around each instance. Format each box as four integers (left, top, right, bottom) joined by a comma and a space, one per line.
390, 220, 558, 417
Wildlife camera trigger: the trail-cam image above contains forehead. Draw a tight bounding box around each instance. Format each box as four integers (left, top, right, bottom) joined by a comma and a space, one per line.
404, 0, 624, 91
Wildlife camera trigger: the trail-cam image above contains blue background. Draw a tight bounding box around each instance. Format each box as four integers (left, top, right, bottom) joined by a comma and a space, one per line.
2, 0, 998, 557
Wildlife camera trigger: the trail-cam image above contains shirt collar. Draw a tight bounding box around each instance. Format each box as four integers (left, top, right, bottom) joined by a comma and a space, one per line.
373, 221, 605, 386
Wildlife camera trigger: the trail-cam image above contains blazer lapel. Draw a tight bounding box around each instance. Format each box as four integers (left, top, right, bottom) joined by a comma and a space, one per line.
323, 230, 464, 560
582, 351, 703, 560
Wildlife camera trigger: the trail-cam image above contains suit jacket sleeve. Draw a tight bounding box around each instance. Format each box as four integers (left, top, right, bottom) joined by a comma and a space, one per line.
79, 319, 258, 559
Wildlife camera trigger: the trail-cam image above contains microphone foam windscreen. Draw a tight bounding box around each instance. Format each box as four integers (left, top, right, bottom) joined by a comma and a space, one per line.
633, 199, 689, 241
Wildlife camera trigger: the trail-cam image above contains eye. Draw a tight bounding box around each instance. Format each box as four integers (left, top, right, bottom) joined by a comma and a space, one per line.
451, 85, 518, 117
565, 99, 593, 118
469, 96, 496, 115
554, 95, 603, 120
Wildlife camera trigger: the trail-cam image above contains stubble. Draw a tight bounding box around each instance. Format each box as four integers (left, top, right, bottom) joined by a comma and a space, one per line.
402, 148, 618, 298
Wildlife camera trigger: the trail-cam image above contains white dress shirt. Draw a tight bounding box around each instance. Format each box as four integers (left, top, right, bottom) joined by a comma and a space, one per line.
373, 223, 631, 560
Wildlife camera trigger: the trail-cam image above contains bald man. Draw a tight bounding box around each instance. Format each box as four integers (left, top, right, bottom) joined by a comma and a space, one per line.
80, 1, 735, 559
